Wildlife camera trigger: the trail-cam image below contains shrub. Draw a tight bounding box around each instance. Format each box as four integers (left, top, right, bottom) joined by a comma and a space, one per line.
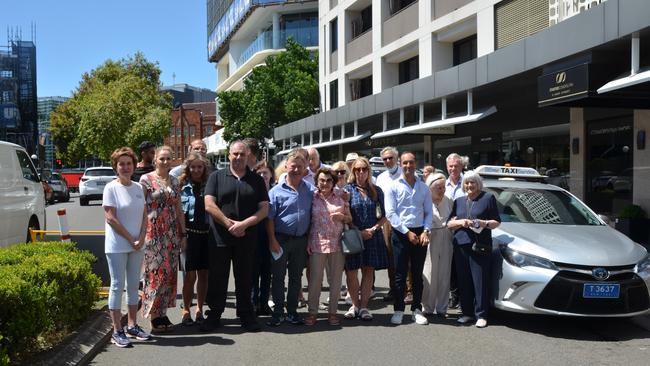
0, 242, 101, 364
618, 204, 648, 219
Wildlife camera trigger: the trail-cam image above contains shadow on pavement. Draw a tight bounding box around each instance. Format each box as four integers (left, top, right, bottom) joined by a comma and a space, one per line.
137, 334, 235, 347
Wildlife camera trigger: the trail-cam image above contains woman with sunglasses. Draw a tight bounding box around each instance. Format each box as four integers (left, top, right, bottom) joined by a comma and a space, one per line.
140, 146, 186, 332
304, 167, 352, 326
331, 161, 349, 192
343, 157, 389, 320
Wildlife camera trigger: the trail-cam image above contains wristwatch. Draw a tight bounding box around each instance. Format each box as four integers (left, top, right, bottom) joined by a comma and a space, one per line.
423, 229, 431, 235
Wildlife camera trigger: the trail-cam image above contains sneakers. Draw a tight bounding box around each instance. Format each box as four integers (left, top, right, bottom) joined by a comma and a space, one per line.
449, 293, 460, 309
457, 315, 474, 324
344, 305, 358, 319
111, 330, 132, 348
125, 324, 152, 340
266, 314, 284, 327
344, 292, 353, 305
390, 311, 404, 325
358, 308, 373, 321
475, 318, 488, 328
412, 309, 429, 325
285, 313, 304, 325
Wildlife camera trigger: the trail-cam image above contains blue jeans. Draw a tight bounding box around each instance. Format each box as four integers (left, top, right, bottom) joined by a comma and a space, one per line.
453, 244, 491, 319
106, 250, 145, 310
391, 228, 427, 312
271, 234, 308, 316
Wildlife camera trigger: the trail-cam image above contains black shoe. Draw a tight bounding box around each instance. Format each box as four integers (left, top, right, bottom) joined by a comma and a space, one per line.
199, 315, 221, 332
266, 315, 284, 327
285, 313, 304, 325
257, 303, 273, 316
241, 318, 262, 332
449, 295, 460, 310
383, 291, 394, 302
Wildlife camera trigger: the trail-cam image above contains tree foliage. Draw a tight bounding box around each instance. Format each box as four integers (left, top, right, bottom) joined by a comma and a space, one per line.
50, 53, 172, 163
218, 38, 319, 143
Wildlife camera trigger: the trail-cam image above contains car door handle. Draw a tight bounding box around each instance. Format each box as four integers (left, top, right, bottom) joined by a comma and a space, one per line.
24, 186, 29, 193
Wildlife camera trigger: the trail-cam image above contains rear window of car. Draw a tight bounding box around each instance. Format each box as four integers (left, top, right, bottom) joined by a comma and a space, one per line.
51, 173, 62, 180
85, 169, 115, 177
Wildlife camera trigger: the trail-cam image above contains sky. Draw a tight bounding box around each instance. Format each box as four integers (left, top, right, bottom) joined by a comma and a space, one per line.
1, 0, 216, 97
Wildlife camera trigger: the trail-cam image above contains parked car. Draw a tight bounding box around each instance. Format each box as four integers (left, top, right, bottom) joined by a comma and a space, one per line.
79, 167, 116, 206
48, 172, 70, 202
60, 169, 84, 193
0, 141, 46, 246
475, 165, 650, 317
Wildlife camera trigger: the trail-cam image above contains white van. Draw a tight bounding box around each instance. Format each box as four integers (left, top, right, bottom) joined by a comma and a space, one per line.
0, 141, 46, 247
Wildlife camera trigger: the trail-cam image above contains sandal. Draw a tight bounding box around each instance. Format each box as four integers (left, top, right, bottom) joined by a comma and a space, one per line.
359, 308, 373, 321
181, 313, 194, 326
344, 305, 358, 319
304, 313, 317, 326
195, 311, 205, 324
150, 317, 169, 333
328, 313, 341, 326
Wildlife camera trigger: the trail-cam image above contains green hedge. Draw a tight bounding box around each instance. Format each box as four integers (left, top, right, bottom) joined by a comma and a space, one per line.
0, 242, 101, 365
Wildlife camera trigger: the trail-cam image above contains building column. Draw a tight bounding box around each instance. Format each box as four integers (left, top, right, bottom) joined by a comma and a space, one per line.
477, 6, 495, 57
569, 108, 585, 200
634, 109, 650, 213
273, 13, 281, 49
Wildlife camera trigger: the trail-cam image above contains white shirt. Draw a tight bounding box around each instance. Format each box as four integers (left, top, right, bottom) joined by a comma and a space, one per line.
103, 180, 145, 253
375, 167, 401, 194
445, 174, 465, 201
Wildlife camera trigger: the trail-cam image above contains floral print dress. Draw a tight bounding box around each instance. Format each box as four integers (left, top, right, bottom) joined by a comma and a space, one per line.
140, 172, 182, 318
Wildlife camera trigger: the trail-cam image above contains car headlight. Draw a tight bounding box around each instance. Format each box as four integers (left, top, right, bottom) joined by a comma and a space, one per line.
634, 254, 650, 274
500, 246, 558, 270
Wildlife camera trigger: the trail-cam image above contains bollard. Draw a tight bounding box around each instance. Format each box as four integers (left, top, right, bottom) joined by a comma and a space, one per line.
57, 208, 71, 242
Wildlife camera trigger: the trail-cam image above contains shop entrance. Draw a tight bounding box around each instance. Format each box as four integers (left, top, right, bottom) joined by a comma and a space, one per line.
585, 116, 634, 216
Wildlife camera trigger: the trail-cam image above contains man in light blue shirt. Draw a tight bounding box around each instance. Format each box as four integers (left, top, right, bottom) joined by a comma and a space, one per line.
444, 153, 465, 310
266, 149, 315, 326
385, 151, 433, 325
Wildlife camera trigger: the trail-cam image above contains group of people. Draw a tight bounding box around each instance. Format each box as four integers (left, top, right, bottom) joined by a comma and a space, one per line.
103, 138, 501, 349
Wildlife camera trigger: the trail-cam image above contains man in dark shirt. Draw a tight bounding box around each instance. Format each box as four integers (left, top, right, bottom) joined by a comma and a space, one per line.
201, 140, 269, 332
131, 141, 156, 182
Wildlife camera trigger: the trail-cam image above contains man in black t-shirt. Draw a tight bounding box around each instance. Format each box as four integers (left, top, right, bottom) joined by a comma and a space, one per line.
131, 141, 156, 182
201, 140, 269, 332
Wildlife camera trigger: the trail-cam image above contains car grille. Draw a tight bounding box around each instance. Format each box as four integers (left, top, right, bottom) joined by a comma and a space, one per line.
534, 270, 650, 314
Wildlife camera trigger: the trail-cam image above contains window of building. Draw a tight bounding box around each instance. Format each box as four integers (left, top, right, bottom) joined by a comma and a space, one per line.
0, 70, 12, 78
389, 0, 416, 16
453, 35, 477, 66
350, 75, 373, 101
352, 6, 373, 39
169, 127, 175, 136
330, 18, 338, 52
281, 12, 318, 47
190, 126, 196, 136
398, 56, 419, 84
495, 0, 548, 49
330, 79, 338, 109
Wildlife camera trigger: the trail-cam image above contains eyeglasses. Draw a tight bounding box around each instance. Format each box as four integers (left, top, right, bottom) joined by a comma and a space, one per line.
382, 156, 395, 161
158, 157, 172, 161
354, 167, 369, 173
335, 170, 347, 175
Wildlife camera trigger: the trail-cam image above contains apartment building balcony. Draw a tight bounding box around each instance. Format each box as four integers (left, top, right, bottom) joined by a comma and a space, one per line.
346, 30, 373, 65
383, 1, 419, 46
238, 26, 318, 67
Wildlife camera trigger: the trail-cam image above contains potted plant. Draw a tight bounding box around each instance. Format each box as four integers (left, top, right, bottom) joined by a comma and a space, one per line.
615, 204, 650, 247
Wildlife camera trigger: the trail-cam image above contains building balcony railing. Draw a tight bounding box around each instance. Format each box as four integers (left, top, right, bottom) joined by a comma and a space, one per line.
237, 26, 318, 67
383, 1, 419, 46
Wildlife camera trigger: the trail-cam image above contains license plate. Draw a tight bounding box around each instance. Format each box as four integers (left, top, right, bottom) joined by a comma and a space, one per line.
96, 182, 106, 187
583, 283, 620, 298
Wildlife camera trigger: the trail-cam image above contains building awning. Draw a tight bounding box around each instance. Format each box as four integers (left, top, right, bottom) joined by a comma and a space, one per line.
597, 69, 650, 94
205, 128, 228, 155
276, 131, 372, 155
370, 106, 497, 139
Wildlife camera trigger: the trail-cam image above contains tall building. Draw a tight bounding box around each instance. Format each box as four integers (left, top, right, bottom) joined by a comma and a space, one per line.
164, 101, 218, 165
160, 83, 217, 106
206, 0, 319, 126
0, 37, 37, 154
275, 0, 650, 217
37, 96, 69, 169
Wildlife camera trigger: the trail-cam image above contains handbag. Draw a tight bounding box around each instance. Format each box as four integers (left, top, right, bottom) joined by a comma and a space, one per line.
341, 224, 364, 255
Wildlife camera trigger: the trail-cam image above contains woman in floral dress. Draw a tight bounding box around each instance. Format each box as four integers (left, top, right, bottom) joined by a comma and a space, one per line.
139, 145, 186, 332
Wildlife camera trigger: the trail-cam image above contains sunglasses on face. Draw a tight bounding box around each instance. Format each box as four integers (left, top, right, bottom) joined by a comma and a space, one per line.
335, 170, 347, 175
354, 167, 369, 172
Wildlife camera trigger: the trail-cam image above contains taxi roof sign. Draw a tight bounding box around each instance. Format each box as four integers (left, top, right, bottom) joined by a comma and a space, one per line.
474, 165, 545, 179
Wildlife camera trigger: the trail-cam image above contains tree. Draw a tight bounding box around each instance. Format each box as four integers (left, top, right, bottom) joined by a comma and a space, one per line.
50, 53, 172, 163
218, 38, 319, 143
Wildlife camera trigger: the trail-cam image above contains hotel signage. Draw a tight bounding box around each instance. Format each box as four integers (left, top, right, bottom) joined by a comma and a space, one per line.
538, 63, 590, 107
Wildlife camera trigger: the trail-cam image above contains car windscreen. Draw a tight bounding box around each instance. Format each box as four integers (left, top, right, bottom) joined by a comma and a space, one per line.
85, 169, 115, 177
485, 187, 602, 226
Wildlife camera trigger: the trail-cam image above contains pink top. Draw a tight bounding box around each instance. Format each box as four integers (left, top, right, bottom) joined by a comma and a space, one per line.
308, 191, 347, 253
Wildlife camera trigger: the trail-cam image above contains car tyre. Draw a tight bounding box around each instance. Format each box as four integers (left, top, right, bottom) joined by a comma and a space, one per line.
26, 217, 40, 243
80, 197, 88, 206
62, 192, 70, 202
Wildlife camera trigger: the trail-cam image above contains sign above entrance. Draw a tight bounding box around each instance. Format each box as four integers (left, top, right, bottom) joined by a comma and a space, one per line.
538, 63, 589, 107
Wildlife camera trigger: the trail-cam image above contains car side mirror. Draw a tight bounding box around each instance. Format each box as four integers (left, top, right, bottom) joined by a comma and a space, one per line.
598, 214, 612, 226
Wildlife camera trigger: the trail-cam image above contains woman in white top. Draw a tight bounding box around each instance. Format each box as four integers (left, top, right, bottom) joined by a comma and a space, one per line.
421, 173, 454, 317
103, 147, 150, 348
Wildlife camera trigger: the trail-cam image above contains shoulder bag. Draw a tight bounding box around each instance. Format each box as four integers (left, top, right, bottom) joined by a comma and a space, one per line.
341, 224, 364, 255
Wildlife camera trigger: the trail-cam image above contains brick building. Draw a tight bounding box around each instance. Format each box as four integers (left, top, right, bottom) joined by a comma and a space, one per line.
164, 102, 218, 165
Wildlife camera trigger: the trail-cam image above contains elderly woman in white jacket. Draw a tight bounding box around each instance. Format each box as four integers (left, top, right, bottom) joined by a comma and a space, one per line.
421, 173, 454, 317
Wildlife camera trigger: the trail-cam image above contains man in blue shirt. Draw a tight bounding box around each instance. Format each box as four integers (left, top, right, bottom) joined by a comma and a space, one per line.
385, 151, 433, 325
444, 152, 466, 310
266, 149, 315, 326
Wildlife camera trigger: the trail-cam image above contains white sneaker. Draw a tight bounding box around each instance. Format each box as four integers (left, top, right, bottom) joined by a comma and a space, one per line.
412, 309, 429, 325
475, 318, 487, 328
457, 315, 474, 324
390, 311, 404, 325
345, 292, 353, 305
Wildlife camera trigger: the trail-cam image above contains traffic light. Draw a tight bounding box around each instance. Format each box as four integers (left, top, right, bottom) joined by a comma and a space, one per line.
55, 159, 62, 168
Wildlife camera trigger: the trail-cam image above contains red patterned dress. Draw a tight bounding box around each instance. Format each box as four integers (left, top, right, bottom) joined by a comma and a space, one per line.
140, 172, 182, 318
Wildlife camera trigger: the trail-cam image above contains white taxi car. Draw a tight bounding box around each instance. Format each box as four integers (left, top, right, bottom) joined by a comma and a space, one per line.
78, 167, 116, 206
476, 165, 650, 317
